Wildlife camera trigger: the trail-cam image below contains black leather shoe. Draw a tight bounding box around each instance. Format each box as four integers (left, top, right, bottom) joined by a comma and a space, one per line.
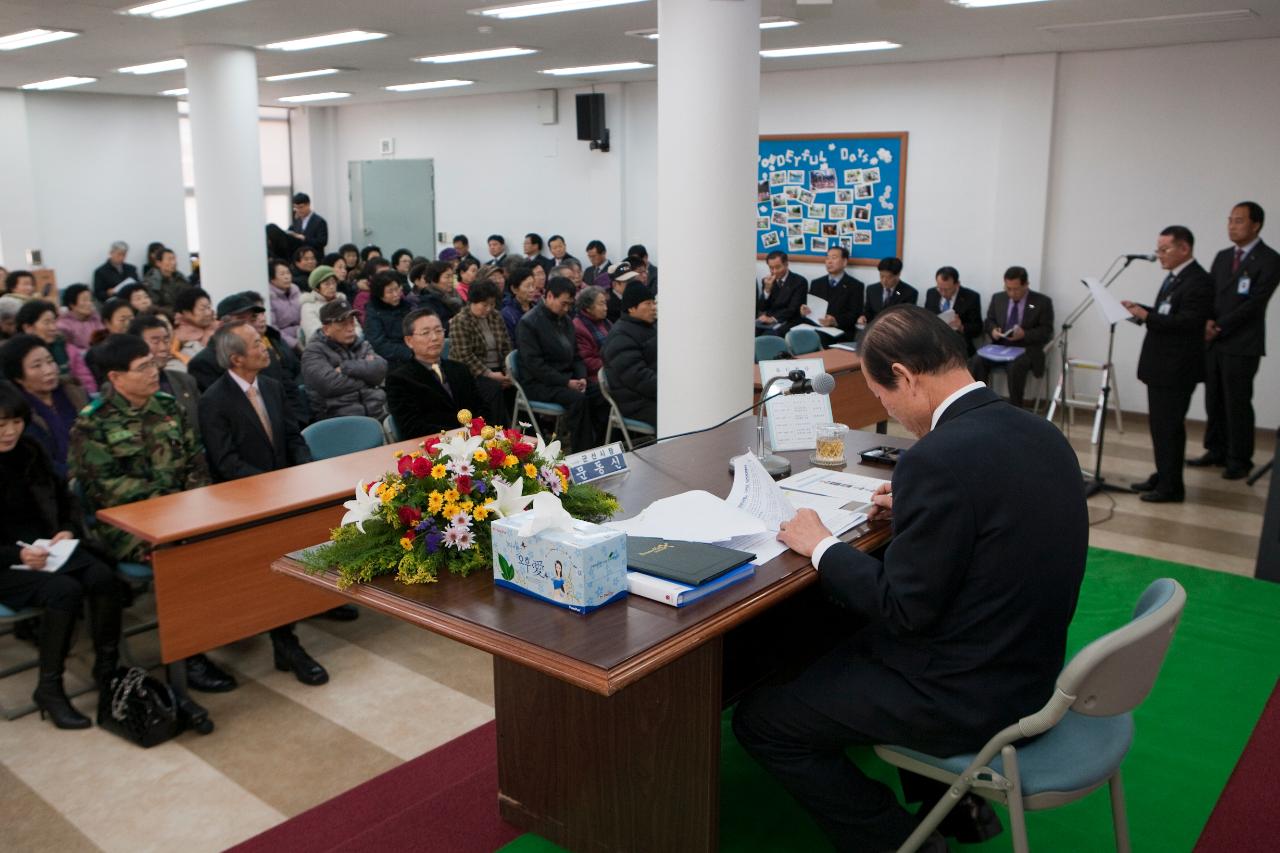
186, 654, 238, 693
317, 605, 359, 622
937, 793, 1003, 844
1140, 491, 1184, 503
1187, 452, 1225, 467
1130, 476, 1158, 493
273, 639, 329, 686
1222, 466, 1251, 480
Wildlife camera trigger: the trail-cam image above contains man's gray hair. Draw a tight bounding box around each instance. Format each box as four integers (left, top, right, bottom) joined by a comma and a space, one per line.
212, 321, 251, 370
110, 241, 129, 254
552, 261, 580, 278
575, 285, 606, 315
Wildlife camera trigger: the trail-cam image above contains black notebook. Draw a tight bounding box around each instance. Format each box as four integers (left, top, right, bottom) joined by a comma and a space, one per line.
626, 537, 755, 587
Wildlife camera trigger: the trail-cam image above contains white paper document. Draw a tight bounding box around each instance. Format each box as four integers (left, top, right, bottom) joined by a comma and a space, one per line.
805, 293, 829, 321
1083, 276, 1133, 327
758, 358, 834, 452
938, 308, 958, 326
778, 468, 888, 507
606, 490, 765, 543
9, 538, 79, 572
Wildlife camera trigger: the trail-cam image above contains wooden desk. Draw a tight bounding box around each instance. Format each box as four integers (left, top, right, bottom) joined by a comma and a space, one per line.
273, 423, 912, 851
97, 438, 427, 663
753, 347, 889, 430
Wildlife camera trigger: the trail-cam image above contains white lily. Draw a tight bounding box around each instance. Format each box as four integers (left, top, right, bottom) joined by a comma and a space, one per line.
532, 433, 562, 462
341, 481, 381, 532
491, 476, 536, 518
436, 432, 485, 465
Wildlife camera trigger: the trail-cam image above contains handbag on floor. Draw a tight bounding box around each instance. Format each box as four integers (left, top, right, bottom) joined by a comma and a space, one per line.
96, 666, 180, 748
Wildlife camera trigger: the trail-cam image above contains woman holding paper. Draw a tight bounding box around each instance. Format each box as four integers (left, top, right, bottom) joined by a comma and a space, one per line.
0, 380, 122, 729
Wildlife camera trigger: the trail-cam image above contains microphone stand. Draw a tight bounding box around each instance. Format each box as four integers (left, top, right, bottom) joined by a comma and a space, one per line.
1049, 256, 1126, 433
753, 375, 794, 479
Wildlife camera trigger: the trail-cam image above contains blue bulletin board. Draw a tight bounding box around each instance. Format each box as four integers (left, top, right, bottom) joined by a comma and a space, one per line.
756, 132, 908, 265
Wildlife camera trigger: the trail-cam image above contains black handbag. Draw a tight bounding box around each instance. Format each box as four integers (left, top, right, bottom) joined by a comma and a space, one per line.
96, 666, 181, 748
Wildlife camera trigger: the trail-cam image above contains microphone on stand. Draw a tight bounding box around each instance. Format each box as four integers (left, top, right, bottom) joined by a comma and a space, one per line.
1123, 253, 1158, 262
754, 371, 836, 478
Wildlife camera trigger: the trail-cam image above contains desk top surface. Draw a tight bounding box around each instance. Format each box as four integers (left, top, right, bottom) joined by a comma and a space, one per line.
274, 421, 912, 695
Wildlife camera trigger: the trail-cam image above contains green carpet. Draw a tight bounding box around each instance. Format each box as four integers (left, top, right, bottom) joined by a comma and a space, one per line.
498, 549, 1280, 852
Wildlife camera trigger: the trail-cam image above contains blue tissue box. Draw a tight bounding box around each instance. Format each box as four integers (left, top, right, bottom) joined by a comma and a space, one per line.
491, 513, 628, 614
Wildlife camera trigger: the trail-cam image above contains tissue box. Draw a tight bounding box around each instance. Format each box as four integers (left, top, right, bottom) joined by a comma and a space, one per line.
491, 513, 628, 614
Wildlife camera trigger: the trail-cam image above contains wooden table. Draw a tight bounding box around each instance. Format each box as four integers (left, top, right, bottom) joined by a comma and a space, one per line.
273, 423, 912, 851
753, 347, 889, 431
97, 438, 428, 664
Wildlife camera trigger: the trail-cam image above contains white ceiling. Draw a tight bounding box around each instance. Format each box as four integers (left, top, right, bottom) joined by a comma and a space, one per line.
2, 0, 1279, 106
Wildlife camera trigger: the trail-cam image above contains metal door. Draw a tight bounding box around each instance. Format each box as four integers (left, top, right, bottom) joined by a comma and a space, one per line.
348, 159, 435, 254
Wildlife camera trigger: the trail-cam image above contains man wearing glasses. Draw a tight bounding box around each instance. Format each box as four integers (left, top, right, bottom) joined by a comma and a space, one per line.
386, 308, 486, 439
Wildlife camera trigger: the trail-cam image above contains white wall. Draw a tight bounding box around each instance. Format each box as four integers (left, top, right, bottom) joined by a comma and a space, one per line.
0, 91, 41, 271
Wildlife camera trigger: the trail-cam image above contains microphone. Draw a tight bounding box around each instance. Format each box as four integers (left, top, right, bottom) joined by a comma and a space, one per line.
787, 369, 836, 395
1124, 254, 1157, 262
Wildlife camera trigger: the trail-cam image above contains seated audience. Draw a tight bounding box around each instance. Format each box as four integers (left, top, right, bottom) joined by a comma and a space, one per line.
0, 299, 16, 341
1, 334, 88, 478
268, 258, 304, 349
0, 381, 122, 729
516, 277, 599, 452
859, 256, 919, 325
501, 265, 540, 344
301, 301, 387, 421
453, 234, 479, 267
486, 234, 508, 266
364, 270, 414, 366
583, 240, 610, 286
171, 286, 216, 364
438, 247, 461, 269
352, 257, 391, 321
969, 265, 1055, 408
602, 281, 658, 427
141, 241, 165, 279
548, 234, 577, 267
455, 256, 480, 303
627, 244, 658, 292
95, 298, 135, 345
391, 248, 414, 279
4, 269, 37, 303
360, 244, 383, 264
92, 241, 140, 302
925, 266, 983, 356
16, 300, 95, 392
118, 283, 155, 318
300, 265, 354, 345
417, 261, 464, 328
127, 314, 200, 428
802, 246, 865, 342
756, 250, 808, 336
523, 233, 554, 274
448, 279, 513, 425
573, 286, 612, 384
553, 260, 584, 294
142, 248, 189, 309
57, 284, 105, 350
292, 245, 319, 292
387, 309, 487, 438
338, 243, 360, 275
604, 261, 638, 324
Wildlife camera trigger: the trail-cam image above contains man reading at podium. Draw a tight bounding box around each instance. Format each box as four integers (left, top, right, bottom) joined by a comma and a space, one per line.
734, 305, 1089, 852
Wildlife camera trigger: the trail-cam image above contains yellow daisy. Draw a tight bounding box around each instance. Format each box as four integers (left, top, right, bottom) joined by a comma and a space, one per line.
524, 463, 538, 479
431, 463, 447, 479
443, 488, 459, 503
504, 454, 519, 467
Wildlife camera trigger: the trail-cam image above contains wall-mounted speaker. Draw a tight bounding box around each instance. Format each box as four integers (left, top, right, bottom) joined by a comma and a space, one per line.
575, 93, 605, 142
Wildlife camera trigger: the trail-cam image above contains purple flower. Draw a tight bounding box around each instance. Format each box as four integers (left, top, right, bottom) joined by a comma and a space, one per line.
424, 532, 443, 554
472, 480, 487, 495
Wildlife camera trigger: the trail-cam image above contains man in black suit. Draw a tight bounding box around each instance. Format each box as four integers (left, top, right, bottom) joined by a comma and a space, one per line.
582, 239, 610, 287
1121, 226, 1214, 502
485, 234, 508, 267
969, 266, 1054, 408
756, 250, 808, 336
288, 192, 328, 255
924, 266, 983, 356
1191, 202, 1280, 479
522, 233, 555, 275
801, 245, 864, 344
858, 256, 919, 326
452, 235, 480, 268
736, 305, 1088, 852
547, 234, 579, 269
92, 241, 141, 302
386, 308, 487, 438
197, 321, 330, 686
517, 277, 601, 451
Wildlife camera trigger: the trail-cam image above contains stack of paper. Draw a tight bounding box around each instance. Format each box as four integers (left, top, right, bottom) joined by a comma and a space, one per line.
9, 538, 79, 572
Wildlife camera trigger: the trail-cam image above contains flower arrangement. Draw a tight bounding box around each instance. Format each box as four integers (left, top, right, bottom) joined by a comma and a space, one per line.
302, 410, 619, 589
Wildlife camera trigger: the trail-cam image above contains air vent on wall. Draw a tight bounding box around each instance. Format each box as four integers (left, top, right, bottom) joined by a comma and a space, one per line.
1039, 9, 1257, 35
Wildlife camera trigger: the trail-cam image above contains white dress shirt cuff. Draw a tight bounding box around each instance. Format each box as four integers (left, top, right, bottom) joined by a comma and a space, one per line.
810, 535, 842, 571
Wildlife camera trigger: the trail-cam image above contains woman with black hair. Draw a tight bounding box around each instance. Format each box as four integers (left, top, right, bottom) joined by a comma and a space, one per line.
15, 300, 96, 393
1, 334, 90, 476
0, 380, 122, 728
363, 270, 413, 365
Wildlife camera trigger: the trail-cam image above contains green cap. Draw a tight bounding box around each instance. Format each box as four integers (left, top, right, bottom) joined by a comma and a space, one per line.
308, 265, 337, 289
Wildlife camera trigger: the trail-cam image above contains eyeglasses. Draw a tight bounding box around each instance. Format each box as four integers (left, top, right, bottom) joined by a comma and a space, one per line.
125, 361, 160, 375
410, 328, 445, 338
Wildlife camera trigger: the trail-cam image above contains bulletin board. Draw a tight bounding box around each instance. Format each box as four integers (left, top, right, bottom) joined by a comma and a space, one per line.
756, 132, 908, 266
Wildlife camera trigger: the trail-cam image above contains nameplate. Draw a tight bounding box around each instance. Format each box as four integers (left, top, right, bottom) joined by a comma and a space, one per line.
566, 442, 628, 485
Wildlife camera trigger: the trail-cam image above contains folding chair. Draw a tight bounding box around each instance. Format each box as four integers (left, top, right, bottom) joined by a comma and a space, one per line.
506, 350, 566, 444
754, 336, 790, 363
598, 368, 656, 450
301, 415, 387, 460
785, 326, 822, 355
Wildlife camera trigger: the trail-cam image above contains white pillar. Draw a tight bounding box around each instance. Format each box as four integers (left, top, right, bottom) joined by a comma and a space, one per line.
656, 0, 761, 436
184, 45, 266, 304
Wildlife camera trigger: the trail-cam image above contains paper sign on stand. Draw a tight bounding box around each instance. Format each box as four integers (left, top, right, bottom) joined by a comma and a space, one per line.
758, 358, 834, 452
1083, 276, 1134, 327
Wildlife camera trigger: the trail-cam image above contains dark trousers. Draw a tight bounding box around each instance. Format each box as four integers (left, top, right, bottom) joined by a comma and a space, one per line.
474, 373, 512, 426
1203, 348, 1261, 467
0, 551, 117, 614
1146, 384, 1194, 497
528, 383, 598, 453
969, 351, 1036, 407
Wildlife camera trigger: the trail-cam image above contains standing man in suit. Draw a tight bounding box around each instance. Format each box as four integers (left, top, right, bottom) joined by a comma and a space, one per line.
522, 233, 555, 275
969, 266, 1055, 408
289, 192, 328, 256
583, 240, 611, 287
198, 321, 331, 686
1121, 226, 1214, 503
801, 245, 865, 343
486, 234, 508, 267
736, 305, 1088, 852
386, 308, 487, 438
924, 266, 983, 356
1191, 201, 1280, 479
858, 257, 919, 326
756, 250, 808, 336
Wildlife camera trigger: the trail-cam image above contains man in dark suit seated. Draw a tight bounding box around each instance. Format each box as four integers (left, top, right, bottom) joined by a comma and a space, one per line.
736, 305, 1088, 852
1120, 226, 1214, 503
288, 192, 328, 255
1192, 201, 1280, 479
386, 308, 487, 438
801, 245, 864, 343
197, 321, 331, 685
968, 265, 1055, 408
858, 256, 918, 326
516, 276, 599, 452
756, 250, 807, 336
601, 281, 657, 426
924, 265, 983, 356
92, 241, 141, 302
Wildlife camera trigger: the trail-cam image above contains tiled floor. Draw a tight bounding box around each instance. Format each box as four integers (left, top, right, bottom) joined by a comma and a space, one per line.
0, 413, 1271, 852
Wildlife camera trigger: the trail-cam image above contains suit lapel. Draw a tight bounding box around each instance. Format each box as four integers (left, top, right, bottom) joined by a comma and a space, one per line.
936, 387, 1002, 428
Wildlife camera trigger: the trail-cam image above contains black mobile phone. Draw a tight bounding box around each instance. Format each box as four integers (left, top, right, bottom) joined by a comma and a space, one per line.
859, 446, 901, 466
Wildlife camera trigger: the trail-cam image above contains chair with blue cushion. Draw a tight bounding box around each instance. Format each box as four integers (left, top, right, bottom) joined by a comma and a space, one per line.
0, 603, 44, 719
506, 350, 566, 444
754, 336, 790, 363
383, 413, 401, 443
442, 338, 451, 361
785, 326, 823, 355
598, 368, 656, 450
301, 415, 387, 461
876, 578, 1186, 853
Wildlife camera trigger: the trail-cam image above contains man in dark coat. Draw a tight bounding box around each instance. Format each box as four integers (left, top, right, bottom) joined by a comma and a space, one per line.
92, 241, 141, 302
386, 308, 486, 439
923, 266, 983, 356
288, 192, 328, 255
516, 277, 598, 452
601, 281, 657, 426
756, 250, 807, 336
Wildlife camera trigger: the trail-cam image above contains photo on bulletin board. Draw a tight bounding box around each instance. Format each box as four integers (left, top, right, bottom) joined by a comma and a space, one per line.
756, 132, 908, 266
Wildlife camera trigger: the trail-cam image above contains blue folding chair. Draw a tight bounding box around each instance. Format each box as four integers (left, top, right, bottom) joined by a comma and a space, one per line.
754, 336, 790, 363
506, 350, 566, 443
598, 368, 656, 450
301, 415, 387, 460
785, 326, 823, 355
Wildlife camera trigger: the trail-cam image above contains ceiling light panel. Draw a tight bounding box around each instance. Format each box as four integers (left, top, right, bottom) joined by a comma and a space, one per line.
415, 46, 536, 63
262, 31, 386, 51
1040, 9, 1258, 33
125, 0, 252, 18
278, 91, 351, 103
472, 0, 648, 20
0, 29, 79, 51
118, 58, 187, 74
629, 18, 798, 39
262, 68, 340, 81
540, 61, 652, 75
384, 79, 475, 92
760, 41, 900, 58
21, 76, 96, 90
160, 87, 189, 95
950, 0, 1053, 7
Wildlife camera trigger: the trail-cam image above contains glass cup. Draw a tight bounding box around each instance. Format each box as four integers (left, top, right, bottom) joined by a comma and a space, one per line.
814, 423, 848, 465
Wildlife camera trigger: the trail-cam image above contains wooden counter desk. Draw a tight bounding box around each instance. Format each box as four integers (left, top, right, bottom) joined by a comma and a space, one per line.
753, 347, 889, 431
97, 438, 427, 663
274, 422, 912, 852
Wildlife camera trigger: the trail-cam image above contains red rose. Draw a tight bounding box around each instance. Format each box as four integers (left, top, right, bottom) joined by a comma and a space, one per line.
397, 455, 414, 475
423, 435, 441, 455
557, 464, 570, 477
469, 417, 486, 437
398, 506, 422, 527
411, 456, 433, 478
404, 528, 417, 542
503, 428, 523, 442
455, 475, 473, 494
489, 446, 507, 469
512, 441, 535, 461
